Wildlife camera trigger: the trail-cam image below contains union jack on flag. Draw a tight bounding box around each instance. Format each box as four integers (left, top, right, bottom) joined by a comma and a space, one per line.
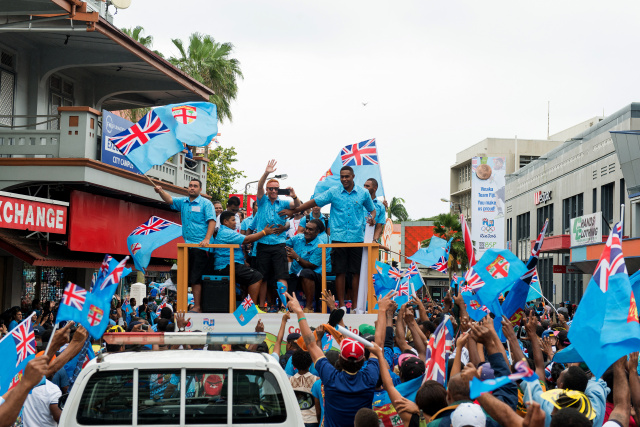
406, 261, 420, 277
460, 282, 474, 293
62, 282, 87, 310
464, 268, 485, 291
241, 296, 254, 310
433, 256, 448, 273
593, 221, 626, 292
397, 281, 409, 296
341, 139, 378, 166
424, 315, 454, 386
388, 266, 404, 281
130, 216, 179, 236
99, 255, 112, 278
100, 256, 130, 291
110, 110, 170, 156
11, 318, 36, 367
452, 272, 458, 283
469, 299, 489, 313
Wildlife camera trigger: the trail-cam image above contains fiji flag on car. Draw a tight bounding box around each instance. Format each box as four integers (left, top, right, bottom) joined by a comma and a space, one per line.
234, 296, 258, 326
314, 139, 384, 198
110, 102, 218, 174
57, 255, 131, 339
0, 316, 37, 395
127, 216, 183, 272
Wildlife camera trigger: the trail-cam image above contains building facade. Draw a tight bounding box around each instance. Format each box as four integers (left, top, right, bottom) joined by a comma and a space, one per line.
0, 1, 215, 309
505, 104, 640, 304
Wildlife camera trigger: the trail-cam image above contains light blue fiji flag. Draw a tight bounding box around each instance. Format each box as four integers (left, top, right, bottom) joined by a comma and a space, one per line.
408, 236, 449, 269
277, 282, 287, 310
569, 221, 640, 378
0, 316, 37, 395
373, 374, 424, 408
234, 296, 258, 326
313, 139, 385, 198
110, 102, 218, 174
57, 255, 131, 339
473, 249, 527, 308
469, 360, 537, 399
373, 262, 401, 299
462, 293, 492, 322
127, 216, 183, 272
394, 276, 411, 307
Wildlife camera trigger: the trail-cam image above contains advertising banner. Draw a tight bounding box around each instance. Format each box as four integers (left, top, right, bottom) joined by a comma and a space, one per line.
0, 191, 68, 234
471, 157, 506, 258
100, 110, 142, 174
570, 212, 602, 246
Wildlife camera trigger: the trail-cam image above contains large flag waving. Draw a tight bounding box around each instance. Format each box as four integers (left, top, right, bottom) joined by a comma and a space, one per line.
473, 249, 527, 307
127, 216, 182, 272
569, 221, 640, 378
57, 255, 131, 339
313, 139, 384, 198
408, 236, 451, 272
0, 316, 37, 395
110, 102, 218, 173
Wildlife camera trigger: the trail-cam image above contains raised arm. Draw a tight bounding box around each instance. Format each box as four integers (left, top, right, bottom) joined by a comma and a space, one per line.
257, 159, 277, 200
243, 225, 276, 244
394, 304, 412, 353
608, 356, 631, 427
628, 352, 640, 426
378, 347, 414, 426
501, 316, 526, 364
0, 357, 50, 427
375, 291, 396, 348
286, 292, 324, 362
524, 315, 546, 381
272, 312, 289, 357
154, 186, 174, 205
412, 295, 429, 323
48, 325, 90, 376
404, 306, 427, 361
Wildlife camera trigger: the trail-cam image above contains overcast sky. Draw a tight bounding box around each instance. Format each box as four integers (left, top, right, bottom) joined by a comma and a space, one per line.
116, 1, 640, 218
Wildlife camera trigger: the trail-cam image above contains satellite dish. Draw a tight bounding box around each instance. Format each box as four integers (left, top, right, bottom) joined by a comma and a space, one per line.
111, 0, 132, 9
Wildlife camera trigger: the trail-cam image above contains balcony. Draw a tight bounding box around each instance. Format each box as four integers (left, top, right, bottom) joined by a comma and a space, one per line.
0, 107, 209, 197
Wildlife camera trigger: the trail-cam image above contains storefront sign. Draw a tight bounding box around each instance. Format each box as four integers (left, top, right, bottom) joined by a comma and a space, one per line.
553, 265, 582, 274
534, 190, 552, 205
100, 110, 142, 174
570, 212, 601, 246
471, 157, 506, 258
0, 191, 68, 234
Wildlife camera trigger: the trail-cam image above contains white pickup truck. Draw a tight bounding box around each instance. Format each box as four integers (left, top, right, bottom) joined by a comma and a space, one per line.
58, 348, 310, 426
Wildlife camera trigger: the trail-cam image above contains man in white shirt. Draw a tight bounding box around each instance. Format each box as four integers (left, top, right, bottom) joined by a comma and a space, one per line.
22, 378, 62, 427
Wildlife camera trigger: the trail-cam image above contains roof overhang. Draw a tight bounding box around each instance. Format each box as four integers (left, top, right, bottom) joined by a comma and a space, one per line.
0, 0, 215, 110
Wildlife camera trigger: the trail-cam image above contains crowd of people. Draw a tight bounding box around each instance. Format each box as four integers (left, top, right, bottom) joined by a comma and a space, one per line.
4, 283, 633, 427
154, 158, 387, 314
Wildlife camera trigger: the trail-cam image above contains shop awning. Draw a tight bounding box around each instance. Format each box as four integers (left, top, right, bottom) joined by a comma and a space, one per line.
0, 229, 171, 271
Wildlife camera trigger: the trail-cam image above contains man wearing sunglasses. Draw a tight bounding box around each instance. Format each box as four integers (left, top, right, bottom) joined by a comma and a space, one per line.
254, 159, 300, 307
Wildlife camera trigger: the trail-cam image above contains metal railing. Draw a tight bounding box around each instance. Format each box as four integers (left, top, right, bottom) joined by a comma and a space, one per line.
175, 242, 381, 314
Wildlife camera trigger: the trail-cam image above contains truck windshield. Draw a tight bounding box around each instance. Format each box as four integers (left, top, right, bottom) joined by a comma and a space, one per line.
77, 370, 134, 425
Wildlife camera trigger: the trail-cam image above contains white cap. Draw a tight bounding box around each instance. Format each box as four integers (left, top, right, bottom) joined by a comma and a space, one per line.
451, 403, 486, 427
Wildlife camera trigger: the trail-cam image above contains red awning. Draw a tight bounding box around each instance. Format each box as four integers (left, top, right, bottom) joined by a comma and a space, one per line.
0, 229, 171, 271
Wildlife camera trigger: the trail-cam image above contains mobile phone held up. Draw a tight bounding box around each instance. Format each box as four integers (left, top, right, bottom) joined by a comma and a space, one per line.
277, 188, 291, 196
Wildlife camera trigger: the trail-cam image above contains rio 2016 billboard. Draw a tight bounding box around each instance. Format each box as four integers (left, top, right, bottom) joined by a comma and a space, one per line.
471, 157, 506, 258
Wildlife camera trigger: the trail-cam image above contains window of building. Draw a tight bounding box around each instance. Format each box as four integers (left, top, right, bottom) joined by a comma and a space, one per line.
516, 212, 530, 258
519, 155, 539, 168
562, 194, 583, 233
49, 74, 74, 129
538, 256, 553, 300
592, 188, 597, 213
0, 49, 15, 127
562, 255, 583, 303
601, 182, 614, 226
536, 203, 553, 236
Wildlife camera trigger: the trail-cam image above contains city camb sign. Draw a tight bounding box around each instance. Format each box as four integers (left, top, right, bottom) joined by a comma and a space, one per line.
0, 192, 68, 234
570, 212, 602, 246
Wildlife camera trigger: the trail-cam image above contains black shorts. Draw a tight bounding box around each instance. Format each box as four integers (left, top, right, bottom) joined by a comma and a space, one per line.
256, 243, 289, 281
214, 263, 262, 287
188, 248, 211, 285
330, 241, 362, 274
289, 269, 321, 293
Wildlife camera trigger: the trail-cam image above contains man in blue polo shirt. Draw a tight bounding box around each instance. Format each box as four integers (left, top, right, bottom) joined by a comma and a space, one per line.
214, 211, 276, 304
363, 178, 386, 242
155, 179, 215, 313
286, 219, 326, 313
279, 166, 375, 311
253, 159, 301, 307
296, 205, 330, 241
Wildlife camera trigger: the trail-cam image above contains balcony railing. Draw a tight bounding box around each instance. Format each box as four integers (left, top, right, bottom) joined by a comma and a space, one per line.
0, 107, 208, 190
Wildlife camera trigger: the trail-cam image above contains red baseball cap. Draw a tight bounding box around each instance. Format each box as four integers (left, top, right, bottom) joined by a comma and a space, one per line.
340, 338, 365, 361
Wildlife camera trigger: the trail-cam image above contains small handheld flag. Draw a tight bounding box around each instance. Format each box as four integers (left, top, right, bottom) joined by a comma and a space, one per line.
234, 296, 258, 326
0, 316, 37, 394
276, 282, 287, 310
469, 359, 538, 399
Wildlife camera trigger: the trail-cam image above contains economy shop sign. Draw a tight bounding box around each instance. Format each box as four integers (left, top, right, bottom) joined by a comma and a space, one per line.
101, 110, 142, 174
471, 157, 506, 258
0, 191, 68, 234
570, 212, 602, 246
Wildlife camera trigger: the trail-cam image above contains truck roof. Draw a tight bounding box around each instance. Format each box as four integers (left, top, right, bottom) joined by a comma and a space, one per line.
91, 350, 277, 370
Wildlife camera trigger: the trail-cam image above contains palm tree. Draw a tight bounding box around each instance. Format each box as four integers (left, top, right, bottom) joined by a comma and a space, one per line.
388, 197, 409, 222
121, 26, 164, 57
169, 33, 243, 123
421, 213, 468, 275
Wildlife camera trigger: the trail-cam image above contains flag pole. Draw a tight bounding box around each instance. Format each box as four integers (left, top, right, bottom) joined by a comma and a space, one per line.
143, 173, 156, 187
44, 322, 60, 357
373, 138, 387, 204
